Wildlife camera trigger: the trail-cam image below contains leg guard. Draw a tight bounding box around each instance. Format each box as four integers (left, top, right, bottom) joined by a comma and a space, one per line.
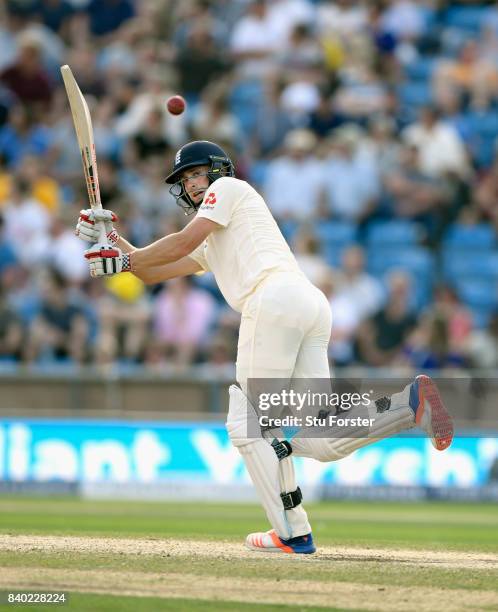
291, 383, 416, 462
226, 384, 311, 539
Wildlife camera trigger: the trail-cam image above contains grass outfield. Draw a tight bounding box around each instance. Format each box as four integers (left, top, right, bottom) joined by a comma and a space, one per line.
0, 497, 497, 611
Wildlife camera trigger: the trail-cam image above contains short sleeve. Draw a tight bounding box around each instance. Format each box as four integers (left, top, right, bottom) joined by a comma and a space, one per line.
195, 177, 243, 228
188, 240, 210, 273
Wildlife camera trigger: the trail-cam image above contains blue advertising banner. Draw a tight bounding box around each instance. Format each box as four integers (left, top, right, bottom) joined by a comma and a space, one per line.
0, 420, 497, 489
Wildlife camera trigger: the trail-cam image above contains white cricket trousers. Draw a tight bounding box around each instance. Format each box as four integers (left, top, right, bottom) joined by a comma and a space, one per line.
228, 272, 330, 539
236, 272, 332, 391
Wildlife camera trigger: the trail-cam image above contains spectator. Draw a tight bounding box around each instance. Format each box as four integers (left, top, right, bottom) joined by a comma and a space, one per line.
317, 0, 368, 39
356, 271, 417, 366
0, 214, 17, 275
264, 128, 325, 220
2, 176, 50, 265
47, 216, 87, 283
0, 283, 23, 362
175, 23, 231, 104
432, 285, 473, 357
0, 33, 53, 114
152, 276, 217, 367
95, 272, 151, 364
0, 104, 53, 169
364, 115, 401, 180
379, 0, 426, 42
278, 22, 324, 77
382, 143, 448, 237
475, 155, 498, 232
322, 125, 380, 222
191, 81, 243, 148
230, 0, 281, 77
308, 88, 345, 138
402, 106, 470, 179
336, 245, 385, 321
320, 267, 360, 367
17, 154, 61, 214
435, 40, 498, 102
468, 311, 498, 369
87, 0, 135, 38
36, 0, 74, 35
24, 269, 90, 364
292, 227, 331, 287
403, 311, 470, 371
133, 107, 170, 161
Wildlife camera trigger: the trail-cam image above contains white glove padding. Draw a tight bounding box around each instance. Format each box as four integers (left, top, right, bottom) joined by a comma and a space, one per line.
84, 244, 132, 277
76, 208, 119, 245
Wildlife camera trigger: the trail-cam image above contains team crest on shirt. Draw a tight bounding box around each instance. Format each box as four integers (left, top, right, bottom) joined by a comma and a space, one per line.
201, 192, 217, 209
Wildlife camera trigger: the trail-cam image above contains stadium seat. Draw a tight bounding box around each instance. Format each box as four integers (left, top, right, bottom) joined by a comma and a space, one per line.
468, 306, 493, 329
404, 57, 439, 82
396, 81, 433, 109
442, 251, 498, 282
465, 111, 498, 138
322, 243, 350, 268
229, 80, 263, 135
443, 223, 496, 250
277, 219, 299, 242
454, 278, 498, 310
367, 247, 435, 308
366, 220, 422, 247
314, 220, 358, 246
444, 6, 489, 32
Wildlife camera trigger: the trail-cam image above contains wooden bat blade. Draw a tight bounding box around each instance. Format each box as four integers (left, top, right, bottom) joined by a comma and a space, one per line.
60, 64, 103, 213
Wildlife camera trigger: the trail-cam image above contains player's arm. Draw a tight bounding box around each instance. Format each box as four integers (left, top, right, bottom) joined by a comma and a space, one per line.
129, 216, 219, 274
133, 256, 202, 284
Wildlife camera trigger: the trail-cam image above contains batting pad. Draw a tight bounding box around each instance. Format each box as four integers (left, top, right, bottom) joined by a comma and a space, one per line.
226, 385, 311, 539
291, 383, 416, 462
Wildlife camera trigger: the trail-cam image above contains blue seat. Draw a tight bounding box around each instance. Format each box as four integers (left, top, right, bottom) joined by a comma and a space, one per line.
277, 219, 300, 242
314, 220, 357, 246
454, 278, 498, 310
444, 6, 489, 32
367, 221, 421, 246
442, 251, 498, 281
404, 57, 438, 82
468, 306, 493, 329
229, 80, 263, 135
397, 81, 433, 108
321, 244, 348, 268
367, 247, 435, 309
443, 223, 496, 250
465, 111, 498, 137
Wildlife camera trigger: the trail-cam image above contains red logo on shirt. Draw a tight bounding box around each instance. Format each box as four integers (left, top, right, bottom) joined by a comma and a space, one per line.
205, 192, 217, 205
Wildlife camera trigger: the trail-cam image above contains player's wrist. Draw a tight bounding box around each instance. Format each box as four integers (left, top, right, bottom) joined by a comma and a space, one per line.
121, 252, 133, 272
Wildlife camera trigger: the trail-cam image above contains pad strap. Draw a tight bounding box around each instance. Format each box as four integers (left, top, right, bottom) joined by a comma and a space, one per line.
271, 438, 292, 460
280, 486, 302, 510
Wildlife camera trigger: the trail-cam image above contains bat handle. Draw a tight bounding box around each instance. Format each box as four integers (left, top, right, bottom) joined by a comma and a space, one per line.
97, 220, 108, 245
93, 202, 110, 245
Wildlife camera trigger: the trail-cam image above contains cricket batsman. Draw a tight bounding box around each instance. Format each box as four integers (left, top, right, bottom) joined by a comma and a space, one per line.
76, 141, 454, 555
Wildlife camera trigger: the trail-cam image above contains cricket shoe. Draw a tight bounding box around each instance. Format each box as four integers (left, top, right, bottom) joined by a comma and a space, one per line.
410, 375, 454, 451
245, 530, 316, 554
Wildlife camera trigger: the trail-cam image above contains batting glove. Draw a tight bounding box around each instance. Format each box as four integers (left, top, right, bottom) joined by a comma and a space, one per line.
84, 244, 132, 277
75, 208, 119, 245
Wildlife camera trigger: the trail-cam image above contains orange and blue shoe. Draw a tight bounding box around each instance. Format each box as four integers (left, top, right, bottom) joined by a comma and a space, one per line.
245, 530, 316, 554
410, 374, 454, 451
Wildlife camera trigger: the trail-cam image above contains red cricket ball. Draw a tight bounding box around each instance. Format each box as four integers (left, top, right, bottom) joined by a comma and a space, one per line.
166, 95, 186, 115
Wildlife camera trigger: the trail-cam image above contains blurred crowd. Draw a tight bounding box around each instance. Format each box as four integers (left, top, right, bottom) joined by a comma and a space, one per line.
1, 0, 498, 374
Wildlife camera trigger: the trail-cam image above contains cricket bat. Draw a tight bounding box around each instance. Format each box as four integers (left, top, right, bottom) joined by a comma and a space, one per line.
60, 64, 108, 245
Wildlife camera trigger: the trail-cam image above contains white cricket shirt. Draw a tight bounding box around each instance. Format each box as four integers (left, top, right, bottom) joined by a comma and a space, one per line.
188, 177, 305, 313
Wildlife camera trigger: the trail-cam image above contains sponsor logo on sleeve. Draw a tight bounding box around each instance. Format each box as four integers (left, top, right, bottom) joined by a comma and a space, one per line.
200, 192, 217, 210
